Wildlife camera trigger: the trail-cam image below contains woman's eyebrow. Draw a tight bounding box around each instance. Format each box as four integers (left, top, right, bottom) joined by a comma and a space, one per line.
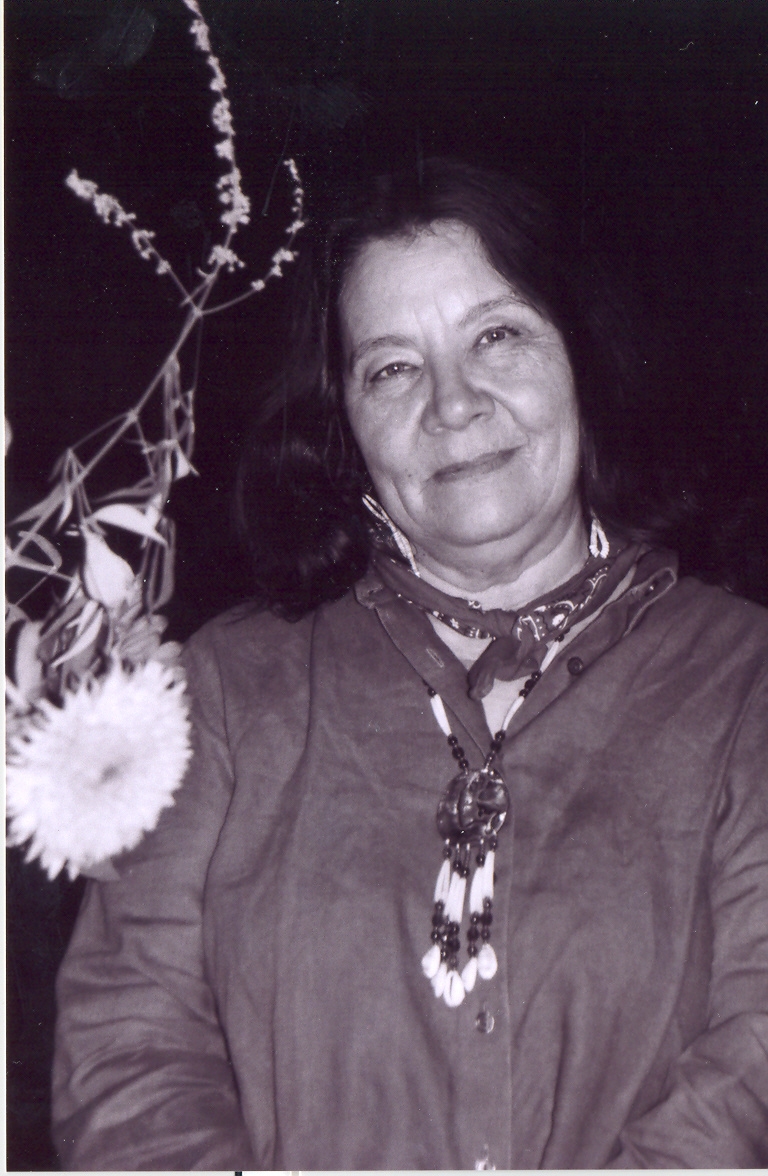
348, 295, 530, 370
457, 294, 529, 330
348, 334, 413, 371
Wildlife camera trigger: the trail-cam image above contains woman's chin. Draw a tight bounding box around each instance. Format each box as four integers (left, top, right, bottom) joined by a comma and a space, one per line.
414, 516, 530, 563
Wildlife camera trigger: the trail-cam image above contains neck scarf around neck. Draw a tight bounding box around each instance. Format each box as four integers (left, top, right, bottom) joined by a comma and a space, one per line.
372, 538, 643, 700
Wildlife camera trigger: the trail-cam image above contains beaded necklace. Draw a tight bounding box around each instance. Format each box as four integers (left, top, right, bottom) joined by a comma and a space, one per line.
421, 640, 562, 1008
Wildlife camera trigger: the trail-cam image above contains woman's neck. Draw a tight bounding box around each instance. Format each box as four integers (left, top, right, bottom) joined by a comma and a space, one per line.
412, 514, 590, 611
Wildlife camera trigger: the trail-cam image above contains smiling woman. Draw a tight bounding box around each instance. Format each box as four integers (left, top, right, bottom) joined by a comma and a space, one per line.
53, 160, 768, 1170
341, 222, 584, 601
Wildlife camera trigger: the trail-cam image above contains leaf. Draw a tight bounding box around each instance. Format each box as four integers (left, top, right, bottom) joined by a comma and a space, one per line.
50, 605, 104, 669
146, 521, 176, 611
6, 602, 31, 631
94, 478, 160, 504
87, 503, 167, 544
173, 447, 194, 479
16, 531, 63, 570
81, 530, 137, 608
73, 597, 101, 638
6, 675, 29, 712
6, 549, 65, 577
13, 619, 45, 698
56, 483, 74, 529
39, 587, 89, 651
11, 484, 67, 527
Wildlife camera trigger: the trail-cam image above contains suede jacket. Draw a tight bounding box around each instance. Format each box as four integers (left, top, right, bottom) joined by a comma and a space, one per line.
53, 551, 768, 1169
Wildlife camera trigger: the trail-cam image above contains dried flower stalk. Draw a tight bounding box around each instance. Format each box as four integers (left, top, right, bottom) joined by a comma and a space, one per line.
6, 0, 304, 879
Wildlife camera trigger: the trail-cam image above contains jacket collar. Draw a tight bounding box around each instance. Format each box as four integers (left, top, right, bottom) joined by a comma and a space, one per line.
354, 545, 678, 752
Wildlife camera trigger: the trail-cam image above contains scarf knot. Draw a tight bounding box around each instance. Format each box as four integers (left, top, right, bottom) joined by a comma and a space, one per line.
372, 540, 642, 699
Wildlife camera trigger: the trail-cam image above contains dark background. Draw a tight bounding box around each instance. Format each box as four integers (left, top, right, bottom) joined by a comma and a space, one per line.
6, 0, 768, 1167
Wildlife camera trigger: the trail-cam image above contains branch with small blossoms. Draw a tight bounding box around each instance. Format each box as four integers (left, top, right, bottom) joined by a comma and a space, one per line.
6, 0, 304, 882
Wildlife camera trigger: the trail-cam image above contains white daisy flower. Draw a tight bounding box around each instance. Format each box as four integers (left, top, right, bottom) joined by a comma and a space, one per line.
6, 660, 192, 880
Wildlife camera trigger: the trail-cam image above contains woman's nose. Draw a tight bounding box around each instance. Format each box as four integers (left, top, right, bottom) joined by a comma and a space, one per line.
421, 362, 494, 433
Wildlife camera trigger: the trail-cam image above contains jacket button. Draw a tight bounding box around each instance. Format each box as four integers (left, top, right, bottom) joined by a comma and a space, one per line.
567, 656, 584, 676
475, 1008, 495, 1034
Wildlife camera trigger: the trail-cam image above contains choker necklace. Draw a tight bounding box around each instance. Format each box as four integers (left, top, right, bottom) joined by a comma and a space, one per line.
421, 639, 562, 1008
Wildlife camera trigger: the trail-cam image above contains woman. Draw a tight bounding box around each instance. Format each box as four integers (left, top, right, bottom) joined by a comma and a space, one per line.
53, 160, 768, 1169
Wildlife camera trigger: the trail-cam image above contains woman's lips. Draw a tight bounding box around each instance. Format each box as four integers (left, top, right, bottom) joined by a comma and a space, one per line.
432, 447, 517, 483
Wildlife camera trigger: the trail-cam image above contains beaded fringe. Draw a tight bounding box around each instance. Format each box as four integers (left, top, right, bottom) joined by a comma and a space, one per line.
421, 846, 498, 1007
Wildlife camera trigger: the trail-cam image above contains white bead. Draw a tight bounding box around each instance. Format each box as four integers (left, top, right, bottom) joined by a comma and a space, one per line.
469, 864, 485, 914
482, 851, 495, 901
444, 969, 466, 1007
421, 944, 441, 979
434, 858, 451, 904
429, 692, 453, 737
431, 961, 448, 998
447, 872, 466, 924
477, 942, 498, 980
461, 955, 478, 992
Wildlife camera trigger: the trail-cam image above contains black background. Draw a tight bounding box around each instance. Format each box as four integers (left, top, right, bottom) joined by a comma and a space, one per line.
6, 0, 768, 1167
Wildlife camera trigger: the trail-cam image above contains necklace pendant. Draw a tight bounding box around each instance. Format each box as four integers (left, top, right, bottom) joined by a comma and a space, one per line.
436, 766, 510, 847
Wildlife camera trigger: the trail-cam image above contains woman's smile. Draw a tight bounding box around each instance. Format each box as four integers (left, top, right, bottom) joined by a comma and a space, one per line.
431, 446, 519, 484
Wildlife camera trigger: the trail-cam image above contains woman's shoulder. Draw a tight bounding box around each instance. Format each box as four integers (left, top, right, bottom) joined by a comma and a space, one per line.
646, 574, 768, 685
181, 591, 367, 701
665, 575, 768, 638
187, 600, 314, 658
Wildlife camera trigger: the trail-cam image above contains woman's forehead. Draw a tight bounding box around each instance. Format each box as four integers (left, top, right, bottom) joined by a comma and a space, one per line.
344, 219, 491, 284
339, 221, 528, 333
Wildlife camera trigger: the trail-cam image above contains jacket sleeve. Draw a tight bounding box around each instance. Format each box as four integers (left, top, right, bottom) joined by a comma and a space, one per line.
52, 630, 256, 1171
609, 672, 768, 1168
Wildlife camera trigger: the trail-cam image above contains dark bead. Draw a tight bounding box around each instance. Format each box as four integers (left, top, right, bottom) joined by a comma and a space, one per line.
494, 730, 506, 743
481, 912, 493, 926
448, 937, 461, 954
483, 897, 492, 911
481, 927, 491, 941
468, 943, 478, 957
489, 836, 498, 851
432, 912, 444, 927
529, 670, 542, 682
427, 686, 437, 697
443, 844, 452, 858
434, 900, 444, 912
448, 921, 460, 935
567, 656, 584, 676
448, 734, 459, 746
470, 912, 480, 924
430, 929, 441, 943
440, 947, 448, 960
519, 686, 530, 698
475, 1008, 495, 1033
459, 758, 470, 770
476, 853, 486, 866
467, 925, 480, 941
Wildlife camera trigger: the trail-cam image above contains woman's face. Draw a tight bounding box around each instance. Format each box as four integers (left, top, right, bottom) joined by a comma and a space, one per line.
340, 220, 582, 575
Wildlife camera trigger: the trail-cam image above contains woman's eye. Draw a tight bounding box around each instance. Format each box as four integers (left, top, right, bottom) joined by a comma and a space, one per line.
371, 361, 413, 382
478, 326, 520, 346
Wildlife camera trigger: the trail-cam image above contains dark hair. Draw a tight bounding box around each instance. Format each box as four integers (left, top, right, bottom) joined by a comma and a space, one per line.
236, 158, 684, 619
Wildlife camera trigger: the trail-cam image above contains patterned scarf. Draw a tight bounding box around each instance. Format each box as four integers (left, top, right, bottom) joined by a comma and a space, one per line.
372, 538, 642, 699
